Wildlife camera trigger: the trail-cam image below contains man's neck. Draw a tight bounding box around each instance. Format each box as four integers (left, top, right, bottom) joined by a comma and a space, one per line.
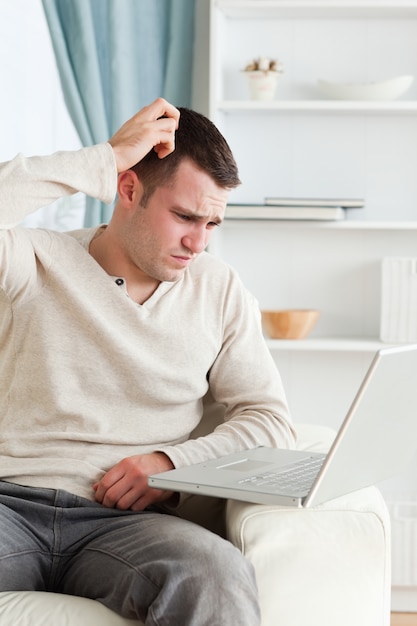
89, 226, 160, 305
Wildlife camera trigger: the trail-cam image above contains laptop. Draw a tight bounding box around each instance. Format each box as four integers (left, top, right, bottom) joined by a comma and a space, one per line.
149, 344, 417, 508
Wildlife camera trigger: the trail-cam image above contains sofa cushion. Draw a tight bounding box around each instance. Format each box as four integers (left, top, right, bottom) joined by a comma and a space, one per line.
0, 591, 139, 625
295, 423, 336, 453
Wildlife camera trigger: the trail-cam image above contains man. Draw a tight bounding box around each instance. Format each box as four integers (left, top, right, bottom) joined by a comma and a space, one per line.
0, 98, 295, 624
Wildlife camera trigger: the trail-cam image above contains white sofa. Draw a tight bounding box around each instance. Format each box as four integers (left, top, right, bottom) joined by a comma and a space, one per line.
0, 421, 391, 626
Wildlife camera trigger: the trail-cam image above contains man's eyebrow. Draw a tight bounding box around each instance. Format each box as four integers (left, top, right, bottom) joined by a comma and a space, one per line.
173, 207, 223, 224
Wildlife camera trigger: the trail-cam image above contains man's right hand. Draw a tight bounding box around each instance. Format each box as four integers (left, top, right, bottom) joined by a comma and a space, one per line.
108, 98, 180, 173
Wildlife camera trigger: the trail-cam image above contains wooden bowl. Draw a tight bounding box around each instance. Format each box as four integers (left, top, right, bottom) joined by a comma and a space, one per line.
261, 309, 320, 340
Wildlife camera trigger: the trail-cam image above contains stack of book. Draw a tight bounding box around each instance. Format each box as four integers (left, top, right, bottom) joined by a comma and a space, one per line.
225, 197, 364, 221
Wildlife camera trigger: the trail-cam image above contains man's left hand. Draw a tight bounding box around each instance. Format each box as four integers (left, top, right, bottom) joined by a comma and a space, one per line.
93, 452, 175, 511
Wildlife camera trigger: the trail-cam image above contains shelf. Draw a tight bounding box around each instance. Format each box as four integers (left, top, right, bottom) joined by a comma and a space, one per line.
221, 219, 417, 230
265, 337, 393, 352
217, 1, 417, 20
218, 100, 417, 114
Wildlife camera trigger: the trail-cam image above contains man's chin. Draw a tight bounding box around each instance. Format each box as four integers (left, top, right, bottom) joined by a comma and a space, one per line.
158, 269, 186, 283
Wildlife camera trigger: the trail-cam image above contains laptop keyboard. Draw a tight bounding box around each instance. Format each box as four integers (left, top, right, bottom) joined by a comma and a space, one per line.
237, 456, 325, 494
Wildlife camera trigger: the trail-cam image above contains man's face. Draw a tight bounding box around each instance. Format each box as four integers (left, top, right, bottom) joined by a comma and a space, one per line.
123, 159, 230, 283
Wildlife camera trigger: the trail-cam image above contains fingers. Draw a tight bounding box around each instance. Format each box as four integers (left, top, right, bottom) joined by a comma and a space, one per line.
95, 477, 148, 510
94, 452, 175, 511
109, 98, 180, 172
95, 476, 170, 511
115, 485, 170, 512
93, 463, 127, 507
151, 115, 178, 159
143, 97, 180, 130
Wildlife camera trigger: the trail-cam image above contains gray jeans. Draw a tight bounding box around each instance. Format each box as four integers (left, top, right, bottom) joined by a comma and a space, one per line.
0, 481, 260, 625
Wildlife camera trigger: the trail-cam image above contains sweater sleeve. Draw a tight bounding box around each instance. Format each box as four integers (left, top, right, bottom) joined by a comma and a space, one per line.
158, 277, 297, 470
0, 143, 117, 228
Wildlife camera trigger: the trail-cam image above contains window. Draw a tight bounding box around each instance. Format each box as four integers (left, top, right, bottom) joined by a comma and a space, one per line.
0, 0, 84, 229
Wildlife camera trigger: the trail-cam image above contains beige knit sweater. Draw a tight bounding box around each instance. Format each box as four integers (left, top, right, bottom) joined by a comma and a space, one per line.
0, 144, 295, 500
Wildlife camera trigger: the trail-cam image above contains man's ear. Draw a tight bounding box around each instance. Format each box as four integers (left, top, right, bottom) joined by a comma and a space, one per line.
117, 170, 142, 207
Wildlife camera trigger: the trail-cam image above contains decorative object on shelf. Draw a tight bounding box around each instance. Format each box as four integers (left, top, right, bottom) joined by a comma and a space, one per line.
261, 309, 320, 340
243, 56, 283, 101
317, 75, 414, 101
380, 257, 417, 343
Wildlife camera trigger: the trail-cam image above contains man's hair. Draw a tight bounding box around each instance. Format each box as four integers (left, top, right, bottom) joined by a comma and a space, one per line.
131, 107, 241, 205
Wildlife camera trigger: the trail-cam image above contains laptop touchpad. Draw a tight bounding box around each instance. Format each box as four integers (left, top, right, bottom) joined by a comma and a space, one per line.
217, 459, 274, 472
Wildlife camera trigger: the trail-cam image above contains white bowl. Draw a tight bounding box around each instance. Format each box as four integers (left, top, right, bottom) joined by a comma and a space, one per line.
317, 75, 414, 101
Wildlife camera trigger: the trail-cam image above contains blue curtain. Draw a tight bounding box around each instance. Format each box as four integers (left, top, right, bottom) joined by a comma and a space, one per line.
42, 0, 196, 226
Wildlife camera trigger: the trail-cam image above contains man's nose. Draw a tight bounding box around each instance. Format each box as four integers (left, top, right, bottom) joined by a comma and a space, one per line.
182, 228, 208, 254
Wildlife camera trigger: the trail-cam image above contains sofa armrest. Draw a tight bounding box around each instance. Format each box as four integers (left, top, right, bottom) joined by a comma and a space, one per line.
225, 423, 391, 626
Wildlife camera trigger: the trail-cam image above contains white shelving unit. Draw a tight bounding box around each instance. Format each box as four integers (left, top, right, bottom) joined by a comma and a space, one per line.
207, 0, 417, 609
218, 99, 417, 113
216, 1, 417, 20
265, 336, 391, 351
208, 0, 417, 346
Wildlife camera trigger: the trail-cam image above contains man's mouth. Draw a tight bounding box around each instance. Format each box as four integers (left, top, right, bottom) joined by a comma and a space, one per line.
171, 255, 193, 266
